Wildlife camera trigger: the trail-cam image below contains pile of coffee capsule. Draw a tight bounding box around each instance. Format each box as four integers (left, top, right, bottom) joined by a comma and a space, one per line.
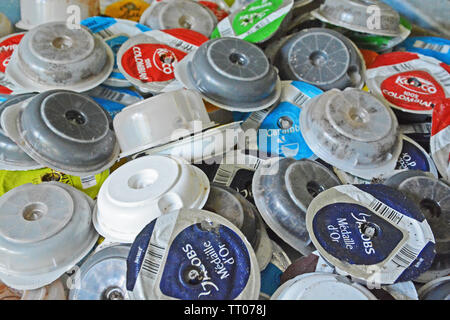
0, 0, 448, 300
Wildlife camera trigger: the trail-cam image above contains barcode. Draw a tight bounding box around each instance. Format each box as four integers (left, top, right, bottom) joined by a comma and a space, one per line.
141, 243, 166, 280
93, 86, 125, 102
391, 244, 420, 268
368, 198, 403, 225
253, 18, 272, 31
390, 62, 414, 73
292, 91, 310, 106
241, 108, 271, 131
169, 39, 194, 52
434, 69, 450, 87
218, 19, 235, 37
413, 40, 450, 54
97, 29, 115, 39
213, 165, 235, 186
80, 175, 97, 189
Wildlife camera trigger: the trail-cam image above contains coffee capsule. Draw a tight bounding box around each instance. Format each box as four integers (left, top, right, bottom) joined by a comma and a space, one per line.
418, 276, 450, 300
126, 208, 260, 299
6, 22, 114, 93
274, 28, 365, 91
1, 90, 119, 176
252, 157, 341, 256
300, 88, 402, 180
69, 245, 131, 300
0, 182, 98, 290
94, 155, 210, 243
306, 184, 436, 284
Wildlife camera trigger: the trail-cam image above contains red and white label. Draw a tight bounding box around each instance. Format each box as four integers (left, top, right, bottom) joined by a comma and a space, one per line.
381, 71, 445, 112
0, 33, 25, 73
119, 29, 208, 88
366, 52, 450, 115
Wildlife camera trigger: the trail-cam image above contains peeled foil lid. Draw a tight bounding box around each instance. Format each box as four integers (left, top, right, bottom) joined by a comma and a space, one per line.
0, 182, 98, 290
300, 88, 403, 180
174, 37, 282, 112
418, 276, 450, 300
94, 155, 210, 243
271, 272, 377, 300
0, 13, 12, 38
126, 208, 260, 300
0, 94, 43, 171
140, 0, 218, 37
6, 22, 114, 93
117, 29, 208, 94
306, 184, 436, 285
397, 176, 450, 282
252, 157, 340, 256
431, 98, 450, 182
242, 80, 323, 160
69, 245, 130, 300
334, 135, 438, 184
1, 90, 120, 176
211, 0, 294, 44
365, 52, 450, 116
311, 0, 402, 37
274, 28, 366, 91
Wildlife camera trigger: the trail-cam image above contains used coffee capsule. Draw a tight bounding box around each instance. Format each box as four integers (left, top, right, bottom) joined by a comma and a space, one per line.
199, 1, 229, 21
0, 182, 98, 290
365, 52, 450, 119
383, 170, 435, 189
113, 89, 215, 158
1, 90, 120, 176
259, 241, 291, 299
396, 176, 450, 283
300, 88, 402, 180
140, 0, 218, 37
117, 29, 208, 93
252, 157, 341, 256
94, 155, 210, 243
241, 81, 322, 160
334, 135, 438, 184
430, 98, 450, 182
175, 38, 281, 112
126, 208, 260, 300
418, 276, 450, 300
0, 94, 42, 171
395, 36, 450, 65
311, 0, 402, 37
6, 22, 114, 93
306, 184, 436, 284
16, 0, 100, 30
81, 16, 152, 88
69, 244, 131, 300
271, 272, 377, 300
274, 28, 365, 91
211, 0, 293, 44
